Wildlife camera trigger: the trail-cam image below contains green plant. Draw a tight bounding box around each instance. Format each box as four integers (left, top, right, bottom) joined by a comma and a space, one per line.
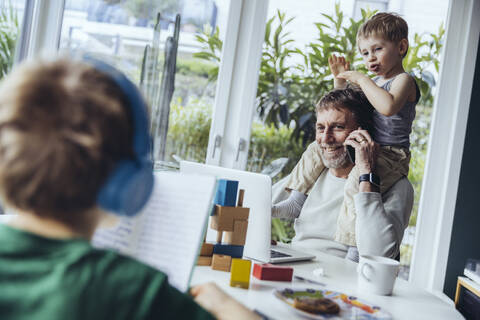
256, 11, 297, 128
176, 58, 216, 78
288, 5, 374, 144
0, 3, 18, 78
272, 218, 295, 243
403, 23, 445, 106
165, 98, 212, 163
193, 25, 222, 82
247, 121, 305, 177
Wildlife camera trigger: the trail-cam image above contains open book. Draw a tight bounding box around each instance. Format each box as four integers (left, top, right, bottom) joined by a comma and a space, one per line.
92, 171, 216, 292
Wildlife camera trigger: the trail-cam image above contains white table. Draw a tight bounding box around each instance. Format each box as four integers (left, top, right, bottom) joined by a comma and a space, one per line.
191, 251, 463, 320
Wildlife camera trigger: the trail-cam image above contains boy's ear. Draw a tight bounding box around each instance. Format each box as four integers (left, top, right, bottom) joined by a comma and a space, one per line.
398, 38, 409, 56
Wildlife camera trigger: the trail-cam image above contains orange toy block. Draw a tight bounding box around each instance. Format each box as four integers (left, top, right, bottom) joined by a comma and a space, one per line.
200, 242, 214, 256
224, 220, 248, 246
211, 254, 232, 272
210, 205, 249, 231
197, 256, 212, 266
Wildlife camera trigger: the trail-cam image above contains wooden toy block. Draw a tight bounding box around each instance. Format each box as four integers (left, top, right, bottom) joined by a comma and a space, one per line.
215, 230, 223, 243
211, 254, 232, 272
213, 244, 244, 258
252, 263, 293, 281
224, 220, 248, 246
237, 189, 245, 207
210, 205, 249, 231
213, 179, 238, 207
230, 258, 252, 289
200, 242, 214, 256
197, 256, 212, 266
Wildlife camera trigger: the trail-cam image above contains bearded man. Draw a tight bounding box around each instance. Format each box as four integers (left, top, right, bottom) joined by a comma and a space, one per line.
273, 88, 413, 261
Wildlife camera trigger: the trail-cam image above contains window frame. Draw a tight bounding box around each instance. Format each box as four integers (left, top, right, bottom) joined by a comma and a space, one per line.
15, 0, 65, 61
409, 0, 480, 293
206, 0, 269, 169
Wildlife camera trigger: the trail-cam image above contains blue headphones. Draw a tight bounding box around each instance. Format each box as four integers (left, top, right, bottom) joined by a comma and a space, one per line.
83, 55, 154, 216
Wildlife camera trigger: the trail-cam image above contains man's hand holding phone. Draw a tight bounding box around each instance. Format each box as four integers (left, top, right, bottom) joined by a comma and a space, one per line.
344, 128, 378, 175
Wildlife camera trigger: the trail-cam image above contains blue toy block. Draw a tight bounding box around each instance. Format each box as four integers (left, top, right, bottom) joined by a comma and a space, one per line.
213, 244, 244, 258
215, 179, 238, 206
211, 180, 238, 215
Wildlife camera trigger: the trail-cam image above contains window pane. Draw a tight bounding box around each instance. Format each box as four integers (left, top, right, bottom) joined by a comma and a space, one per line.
0, 0, 25, 78
248, 0, 448, 280
60, 0, 230, 166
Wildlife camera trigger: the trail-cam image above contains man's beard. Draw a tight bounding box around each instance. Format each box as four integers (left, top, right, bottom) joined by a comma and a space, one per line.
319, 143, 350, 169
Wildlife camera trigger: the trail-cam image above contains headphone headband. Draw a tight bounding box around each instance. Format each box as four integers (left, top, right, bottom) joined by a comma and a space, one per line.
82, 55, 154, 216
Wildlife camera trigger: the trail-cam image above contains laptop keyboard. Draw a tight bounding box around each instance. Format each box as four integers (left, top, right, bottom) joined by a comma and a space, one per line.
270, 249, 292, 258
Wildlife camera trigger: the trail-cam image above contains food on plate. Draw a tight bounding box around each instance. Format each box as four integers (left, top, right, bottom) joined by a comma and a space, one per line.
293, 297, 340, 314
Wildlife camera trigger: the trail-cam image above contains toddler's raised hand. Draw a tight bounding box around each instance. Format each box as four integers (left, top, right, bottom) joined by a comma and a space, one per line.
328, 54, 350, 77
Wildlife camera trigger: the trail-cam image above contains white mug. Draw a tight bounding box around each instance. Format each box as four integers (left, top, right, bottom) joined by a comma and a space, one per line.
357, 255, 400, 295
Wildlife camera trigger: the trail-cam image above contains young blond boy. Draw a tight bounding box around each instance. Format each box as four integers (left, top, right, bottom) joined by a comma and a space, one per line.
275, 12, 419, 250
0, 58, 259, 320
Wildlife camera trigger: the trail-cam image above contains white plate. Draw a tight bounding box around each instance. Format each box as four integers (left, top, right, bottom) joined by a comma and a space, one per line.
274, 288, 392, 320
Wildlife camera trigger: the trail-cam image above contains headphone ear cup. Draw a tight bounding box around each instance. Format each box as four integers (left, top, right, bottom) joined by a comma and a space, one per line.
97, 160, 154, 216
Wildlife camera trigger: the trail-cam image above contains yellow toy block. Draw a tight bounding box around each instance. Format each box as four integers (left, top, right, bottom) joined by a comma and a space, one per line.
230, 258, 252, 289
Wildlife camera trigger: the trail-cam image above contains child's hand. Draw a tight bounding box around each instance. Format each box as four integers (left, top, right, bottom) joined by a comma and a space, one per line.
336, 71, 367, 85
328, 54, 350, 77
191, 282, 260, 320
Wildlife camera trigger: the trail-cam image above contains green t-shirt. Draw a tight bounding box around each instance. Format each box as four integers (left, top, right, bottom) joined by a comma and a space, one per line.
0, 224, 214, 320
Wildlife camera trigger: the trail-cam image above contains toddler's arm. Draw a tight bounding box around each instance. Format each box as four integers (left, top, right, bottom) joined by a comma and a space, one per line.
337, 72, 416, 116
271, 190, 307, 219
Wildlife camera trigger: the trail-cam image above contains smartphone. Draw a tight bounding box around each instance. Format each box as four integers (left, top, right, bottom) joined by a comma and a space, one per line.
346, 145, 355, 164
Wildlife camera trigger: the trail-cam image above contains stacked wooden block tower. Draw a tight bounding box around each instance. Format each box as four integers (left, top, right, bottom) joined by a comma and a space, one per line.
197, 179, 252, 288
197, 179, 294, 289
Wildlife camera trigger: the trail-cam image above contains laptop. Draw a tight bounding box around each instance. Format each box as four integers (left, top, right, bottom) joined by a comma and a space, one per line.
180, 160, 315, 263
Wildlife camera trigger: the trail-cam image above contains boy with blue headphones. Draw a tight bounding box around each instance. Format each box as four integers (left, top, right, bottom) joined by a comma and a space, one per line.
0, 57, 259, 320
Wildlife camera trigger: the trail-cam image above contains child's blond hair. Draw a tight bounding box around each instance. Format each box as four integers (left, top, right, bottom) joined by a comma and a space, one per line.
0, 58, 133, 221
357, 12, 409, 57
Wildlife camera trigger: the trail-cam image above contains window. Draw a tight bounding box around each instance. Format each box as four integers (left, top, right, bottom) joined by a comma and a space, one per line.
59, 0, 231, 166
243, 0, 448, 280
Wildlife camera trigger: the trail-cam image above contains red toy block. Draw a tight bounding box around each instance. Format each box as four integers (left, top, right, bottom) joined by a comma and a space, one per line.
252, 263, 293, 281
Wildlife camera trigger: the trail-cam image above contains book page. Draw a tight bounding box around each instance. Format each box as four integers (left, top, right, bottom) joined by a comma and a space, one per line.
92, 171, 215, 293
132, 171, 215, 292
92, 217, 139, 256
